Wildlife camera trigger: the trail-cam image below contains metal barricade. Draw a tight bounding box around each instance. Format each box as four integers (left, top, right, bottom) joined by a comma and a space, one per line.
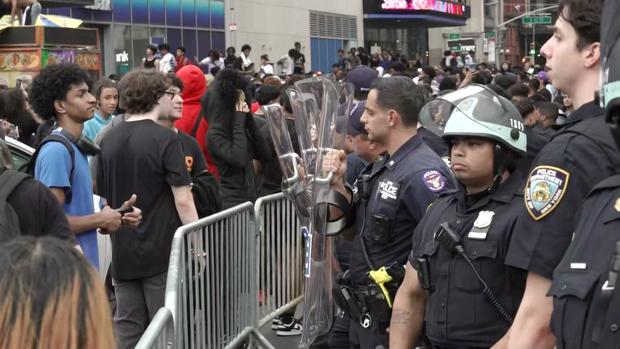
168, 202, 267, 348
138, 194, 304, 348
135, 308, 174, 349
254, 193, 305, 327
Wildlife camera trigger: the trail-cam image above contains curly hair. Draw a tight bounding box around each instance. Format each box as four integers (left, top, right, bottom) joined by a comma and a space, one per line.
117, 69, 169, 115
213, 68, 249, 112
29, 64, 92, 121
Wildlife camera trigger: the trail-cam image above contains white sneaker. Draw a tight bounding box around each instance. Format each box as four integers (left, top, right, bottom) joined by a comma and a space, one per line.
275, 320, 303, 336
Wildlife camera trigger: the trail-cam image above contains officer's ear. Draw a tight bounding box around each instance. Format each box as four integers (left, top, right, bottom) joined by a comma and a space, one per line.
582, 41, 600, 69
387, 109, 398, 127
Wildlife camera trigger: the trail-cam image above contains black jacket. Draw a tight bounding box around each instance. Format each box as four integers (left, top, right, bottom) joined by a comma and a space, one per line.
206, 90, 272, 209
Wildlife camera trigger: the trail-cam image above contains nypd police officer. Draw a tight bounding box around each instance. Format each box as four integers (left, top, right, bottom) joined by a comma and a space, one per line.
549, 1, 620, 348
502, 0, 620, 346
324, 76, 455, 349
389, 85, 528, 349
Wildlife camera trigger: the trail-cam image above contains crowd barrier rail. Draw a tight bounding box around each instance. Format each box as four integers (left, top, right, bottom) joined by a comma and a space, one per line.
137, 193, 304, 348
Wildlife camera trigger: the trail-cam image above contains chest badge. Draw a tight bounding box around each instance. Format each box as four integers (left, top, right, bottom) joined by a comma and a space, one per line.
468, 211, 495, 240
473, 211, 495, 228
615, 198, 620, 212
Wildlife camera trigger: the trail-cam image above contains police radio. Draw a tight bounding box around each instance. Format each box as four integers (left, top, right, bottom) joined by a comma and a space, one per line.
435, 222, 514, 324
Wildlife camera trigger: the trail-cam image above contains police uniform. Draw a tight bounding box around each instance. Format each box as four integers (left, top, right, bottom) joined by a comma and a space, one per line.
505, 102, 620, 278
347, 134, 455, 348
410, 171, 527, 348
550, 175, 620, 349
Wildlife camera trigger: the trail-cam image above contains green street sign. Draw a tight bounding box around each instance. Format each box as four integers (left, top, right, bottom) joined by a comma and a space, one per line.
522, 16, 552, 25
448, 33, 461, 40
485, 31, 496, 38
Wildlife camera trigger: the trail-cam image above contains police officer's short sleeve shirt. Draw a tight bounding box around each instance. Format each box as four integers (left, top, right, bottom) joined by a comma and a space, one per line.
349, 135, 455, 285
505, 102, 620, 279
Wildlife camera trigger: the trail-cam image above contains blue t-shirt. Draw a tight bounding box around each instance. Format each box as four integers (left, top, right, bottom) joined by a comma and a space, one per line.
83, 112, 113, 142
35, 132, 99, 268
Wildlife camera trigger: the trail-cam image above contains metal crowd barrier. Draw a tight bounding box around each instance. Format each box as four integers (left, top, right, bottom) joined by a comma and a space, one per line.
135, 308, 174, 349
255, 193, 304, 327
138, 194, 304, 348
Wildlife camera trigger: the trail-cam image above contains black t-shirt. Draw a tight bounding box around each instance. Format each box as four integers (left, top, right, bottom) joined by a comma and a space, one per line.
97, 119, 191, 280
256, 114, 300, 197
7, 176, 73, 241
178, 131, 207, 177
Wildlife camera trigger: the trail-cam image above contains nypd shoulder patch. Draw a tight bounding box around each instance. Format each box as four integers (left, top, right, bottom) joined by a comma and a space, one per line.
423, 170, 447, 192
525, 166, 570, 221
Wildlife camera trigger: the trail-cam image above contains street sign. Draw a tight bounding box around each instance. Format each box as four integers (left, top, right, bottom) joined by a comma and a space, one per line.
448, 33, 461, 40
485, 31, 496, 38
522, 16, 552, 24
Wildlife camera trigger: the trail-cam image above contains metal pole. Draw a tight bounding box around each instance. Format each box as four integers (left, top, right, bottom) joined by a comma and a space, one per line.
531, 23, 535, 65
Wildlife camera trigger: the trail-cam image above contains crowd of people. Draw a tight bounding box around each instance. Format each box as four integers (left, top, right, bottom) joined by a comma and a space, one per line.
0, 0, 619, 348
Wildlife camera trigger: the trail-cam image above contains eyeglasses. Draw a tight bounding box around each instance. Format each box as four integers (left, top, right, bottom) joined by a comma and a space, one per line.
163, 90, 182, 99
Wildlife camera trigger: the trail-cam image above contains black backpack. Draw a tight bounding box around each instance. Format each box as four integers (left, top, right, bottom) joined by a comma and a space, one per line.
24, 133, 75, 203
0, 169, 29, 243
190, 112, 222, 217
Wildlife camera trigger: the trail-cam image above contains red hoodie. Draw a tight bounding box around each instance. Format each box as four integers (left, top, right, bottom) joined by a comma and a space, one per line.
175, 65, 220, 179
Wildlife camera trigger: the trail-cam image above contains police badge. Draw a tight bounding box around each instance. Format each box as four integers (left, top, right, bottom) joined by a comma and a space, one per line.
525, 166, 570, 220
468, 211, 495, 240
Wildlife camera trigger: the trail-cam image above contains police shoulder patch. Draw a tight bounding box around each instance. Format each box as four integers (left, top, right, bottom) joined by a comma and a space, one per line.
422, 170, 446, 192
525, 166, 570, 221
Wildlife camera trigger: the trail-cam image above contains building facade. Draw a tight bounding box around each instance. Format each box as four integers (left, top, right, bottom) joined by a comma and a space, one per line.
39, 0, 363, 76
227, 0, 363, 74
42, 0, 225, 76
363, 0, 471, 65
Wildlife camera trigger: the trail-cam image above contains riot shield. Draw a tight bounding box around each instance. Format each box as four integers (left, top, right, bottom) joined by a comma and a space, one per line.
294, 77, 354, 347
265, 77, 354, 347
261, 103, 311, 222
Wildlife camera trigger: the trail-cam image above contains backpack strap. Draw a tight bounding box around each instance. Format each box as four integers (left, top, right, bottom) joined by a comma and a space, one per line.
0, 169, 30, 202
27, 133, 76, 202
191, 111, 204, 137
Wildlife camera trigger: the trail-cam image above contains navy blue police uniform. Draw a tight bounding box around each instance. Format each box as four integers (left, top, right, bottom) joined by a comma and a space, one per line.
505, 102, 620, 278
410, 170, 527, 348
346, 134, 455, 349
550, 175, 620, 349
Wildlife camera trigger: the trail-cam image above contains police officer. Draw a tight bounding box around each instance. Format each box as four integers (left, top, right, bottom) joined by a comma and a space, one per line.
389, 85, 528, 349
549, 1, 620, 347
503, 0, 620, 346
324, 76, 455, 349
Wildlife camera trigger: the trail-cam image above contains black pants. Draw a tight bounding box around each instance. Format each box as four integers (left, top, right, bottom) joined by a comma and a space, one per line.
348, 317, 388, 349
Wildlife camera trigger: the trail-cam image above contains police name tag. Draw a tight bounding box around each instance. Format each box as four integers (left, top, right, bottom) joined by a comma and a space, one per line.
378, 180, 400, 202
468, 211, 495, 240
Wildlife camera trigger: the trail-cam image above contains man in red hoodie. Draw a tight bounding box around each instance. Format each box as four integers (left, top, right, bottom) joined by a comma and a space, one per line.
174, 65, 220, 178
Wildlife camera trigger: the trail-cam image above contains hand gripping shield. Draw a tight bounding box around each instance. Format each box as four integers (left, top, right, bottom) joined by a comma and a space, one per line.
263, 76, 354, 347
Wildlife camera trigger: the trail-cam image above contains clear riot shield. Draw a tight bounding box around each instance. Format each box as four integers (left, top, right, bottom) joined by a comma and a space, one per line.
261, 103, 311, 223
293, 77, 353, 347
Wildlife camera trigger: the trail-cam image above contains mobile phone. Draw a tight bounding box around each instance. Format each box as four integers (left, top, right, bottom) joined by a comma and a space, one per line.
116, 206, 133, 215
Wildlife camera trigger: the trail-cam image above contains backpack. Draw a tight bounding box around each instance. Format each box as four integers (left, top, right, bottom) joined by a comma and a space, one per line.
0, 169, 29, 243
190, 112, 223, 217
24, 133, 75, 203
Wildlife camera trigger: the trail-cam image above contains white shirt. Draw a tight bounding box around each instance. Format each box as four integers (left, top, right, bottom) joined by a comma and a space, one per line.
158, 52, 176, 74
260, 64, 274, 78
279, 56, 294, 75
199, 57, 225, 72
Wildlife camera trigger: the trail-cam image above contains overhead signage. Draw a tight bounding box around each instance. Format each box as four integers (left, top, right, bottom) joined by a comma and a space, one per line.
379, 0, 468, 16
